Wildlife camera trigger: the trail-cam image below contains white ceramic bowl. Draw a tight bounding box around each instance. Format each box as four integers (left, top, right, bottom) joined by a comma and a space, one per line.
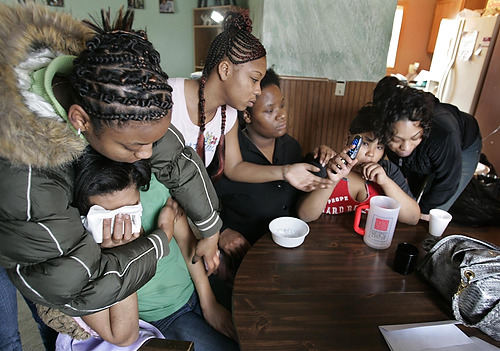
269, 217, 310, 248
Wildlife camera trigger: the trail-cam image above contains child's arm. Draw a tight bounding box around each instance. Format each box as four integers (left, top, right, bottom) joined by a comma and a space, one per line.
297, 150, 357, 222
156, 198, 177, 243
78, 200, 179, 346
362, 162, 421, 225
297, 184, 336, 222
172, 207, 237, 341
81, 293, 139, 347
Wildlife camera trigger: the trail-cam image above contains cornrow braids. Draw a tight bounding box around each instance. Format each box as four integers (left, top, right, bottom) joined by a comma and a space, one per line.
202, 10, 266, 76
196, 76, 227, 181
70, 7, 173, 132
196, 75, 207, 163
196, 10, 265, 179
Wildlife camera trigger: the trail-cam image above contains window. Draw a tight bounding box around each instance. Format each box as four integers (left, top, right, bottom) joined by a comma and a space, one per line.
386, 5, 404, 68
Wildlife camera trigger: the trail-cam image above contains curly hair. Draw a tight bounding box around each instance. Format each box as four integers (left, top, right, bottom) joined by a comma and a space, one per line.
349, 104, 386, 143
197, 10, 267, 181
70, 8, 173, 133
376, 85, 434, 143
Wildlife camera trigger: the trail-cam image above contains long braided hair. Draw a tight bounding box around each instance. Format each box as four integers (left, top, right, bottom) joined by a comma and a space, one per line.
197, 9, 266, 180
70, 8, 173, 133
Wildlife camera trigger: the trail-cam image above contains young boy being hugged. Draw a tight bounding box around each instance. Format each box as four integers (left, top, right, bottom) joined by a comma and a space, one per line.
50, 148, 238, 350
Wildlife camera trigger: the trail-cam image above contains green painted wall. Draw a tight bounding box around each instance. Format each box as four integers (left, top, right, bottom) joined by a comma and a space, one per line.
1, 0, 396, 81
0, 0, 197, 78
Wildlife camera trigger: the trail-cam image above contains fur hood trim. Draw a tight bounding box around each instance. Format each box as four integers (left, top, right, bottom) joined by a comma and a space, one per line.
0, 3, 92, 168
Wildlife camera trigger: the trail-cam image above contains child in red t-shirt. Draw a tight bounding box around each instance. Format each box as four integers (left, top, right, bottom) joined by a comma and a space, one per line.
298, 105, 420, 225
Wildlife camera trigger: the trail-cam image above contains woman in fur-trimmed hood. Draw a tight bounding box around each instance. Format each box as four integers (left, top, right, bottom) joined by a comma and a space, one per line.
0, 3, 221, 316
0, 3, 89, 168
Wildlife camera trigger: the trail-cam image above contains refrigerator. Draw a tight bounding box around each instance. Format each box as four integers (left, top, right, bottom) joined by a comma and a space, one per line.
426, 15, 500, 115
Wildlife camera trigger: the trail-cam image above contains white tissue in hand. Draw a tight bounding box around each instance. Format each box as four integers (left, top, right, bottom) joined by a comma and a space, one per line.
82, 204, 143, 243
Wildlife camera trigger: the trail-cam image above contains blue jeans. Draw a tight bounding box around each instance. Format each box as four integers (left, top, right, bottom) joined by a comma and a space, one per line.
0, 266, 57, 351
439, 136, 482, 211
151, 291, 239, 351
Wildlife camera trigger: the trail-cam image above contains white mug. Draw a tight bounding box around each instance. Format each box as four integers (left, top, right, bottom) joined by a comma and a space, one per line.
428, 208, 453, 237
354, 196, 401, 249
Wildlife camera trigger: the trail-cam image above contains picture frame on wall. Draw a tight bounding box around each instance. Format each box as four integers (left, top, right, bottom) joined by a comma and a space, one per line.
46, 0, 64, 6
159, 0, 175, 13
128, 0, 145, 9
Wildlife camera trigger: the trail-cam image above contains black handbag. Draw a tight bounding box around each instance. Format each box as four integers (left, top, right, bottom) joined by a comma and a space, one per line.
418, 234, 500, 341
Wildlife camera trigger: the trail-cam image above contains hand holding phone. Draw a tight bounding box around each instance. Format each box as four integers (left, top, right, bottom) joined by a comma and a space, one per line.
329, 135, 362, 174
344, 135, 363, 163
304, 152, 328, 178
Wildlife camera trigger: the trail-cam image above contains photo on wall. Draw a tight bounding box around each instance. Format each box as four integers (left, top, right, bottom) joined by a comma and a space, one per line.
159, 0, 175, 13
46, 0, 64, 6
128, 0, 145, 9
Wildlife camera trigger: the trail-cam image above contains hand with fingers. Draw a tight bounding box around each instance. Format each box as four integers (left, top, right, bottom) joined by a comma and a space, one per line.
326, 145, 358, 180
361, 162, 389, 186
283, 163, 334, 192
312, 144, 336, 167
100, 214, 141, 248
193, 232, 220, 276
296, 147, 357, 223
157, 197, 180, 243
201, 297, 238, 341
164, 197, 184, 222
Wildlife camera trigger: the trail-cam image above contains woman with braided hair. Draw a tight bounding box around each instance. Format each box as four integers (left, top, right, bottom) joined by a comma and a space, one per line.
169, 10, 333, 260
0, 3, 221, 328
170, 10, 333, 186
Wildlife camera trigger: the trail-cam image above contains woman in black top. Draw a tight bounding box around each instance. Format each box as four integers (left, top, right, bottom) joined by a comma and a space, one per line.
215, 69, 332, 281
373, 77, 482, 214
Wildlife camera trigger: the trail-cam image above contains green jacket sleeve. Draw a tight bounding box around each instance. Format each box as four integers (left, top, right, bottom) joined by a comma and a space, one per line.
0, 161, 170, 316
150, 125, 222, 238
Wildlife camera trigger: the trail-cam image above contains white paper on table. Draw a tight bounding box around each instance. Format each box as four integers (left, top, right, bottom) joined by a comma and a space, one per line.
470, 337, 500, 351
379, 320, 475, 351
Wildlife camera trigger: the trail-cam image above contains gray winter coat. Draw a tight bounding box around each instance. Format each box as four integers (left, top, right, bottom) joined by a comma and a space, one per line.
0, 4, 221, 316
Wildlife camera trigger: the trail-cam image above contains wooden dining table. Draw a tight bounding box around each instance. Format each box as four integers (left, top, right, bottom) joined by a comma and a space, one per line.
232, 213, 500, 351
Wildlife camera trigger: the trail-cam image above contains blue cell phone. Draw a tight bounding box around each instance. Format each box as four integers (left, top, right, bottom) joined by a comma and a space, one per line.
338, 135, 362, 168
346, 135, 363, 160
